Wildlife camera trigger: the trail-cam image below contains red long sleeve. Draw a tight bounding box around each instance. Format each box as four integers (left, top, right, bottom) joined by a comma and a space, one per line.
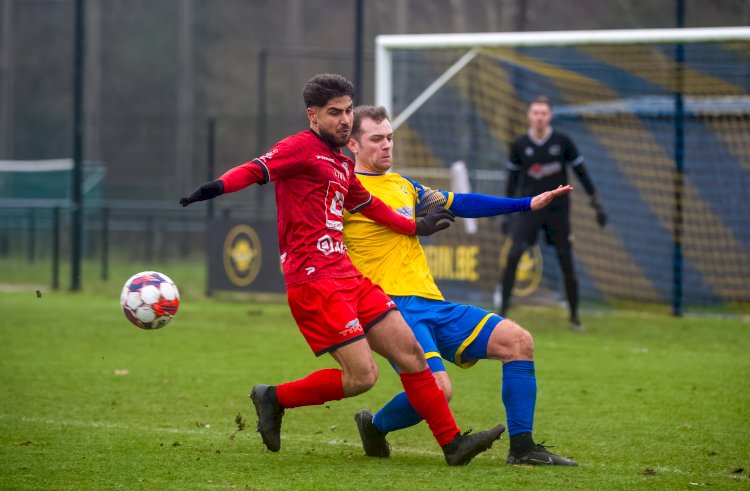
358, 196, 416, 235
219, 162, 267, 193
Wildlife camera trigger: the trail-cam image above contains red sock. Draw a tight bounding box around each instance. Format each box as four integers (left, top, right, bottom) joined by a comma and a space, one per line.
400, 369, 460, 446
275, 369, 345, 409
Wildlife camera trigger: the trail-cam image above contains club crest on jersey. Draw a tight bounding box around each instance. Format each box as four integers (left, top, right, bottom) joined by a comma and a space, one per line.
258, 148, 278, 163
549, 144, 561, 156
317, 234, 347, 256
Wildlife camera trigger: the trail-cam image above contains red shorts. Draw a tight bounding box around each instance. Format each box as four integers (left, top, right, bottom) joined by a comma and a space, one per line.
287, 276, 397, 356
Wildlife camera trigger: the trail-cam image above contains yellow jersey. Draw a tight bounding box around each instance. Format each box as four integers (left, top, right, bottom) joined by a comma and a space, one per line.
343, 172, 453, 300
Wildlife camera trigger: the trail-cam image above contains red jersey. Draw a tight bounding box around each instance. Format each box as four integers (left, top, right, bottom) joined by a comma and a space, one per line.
220, 130, 406, 288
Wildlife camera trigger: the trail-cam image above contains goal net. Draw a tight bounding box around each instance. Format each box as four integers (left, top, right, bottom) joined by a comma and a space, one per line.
375, 27, 750, 310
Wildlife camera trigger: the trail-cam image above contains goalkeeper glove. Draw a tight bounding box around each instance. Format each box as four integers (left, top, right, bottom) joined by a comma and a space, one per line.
179, 179, 225, 207
415, 209, 455, 236
590, 194, 607, 228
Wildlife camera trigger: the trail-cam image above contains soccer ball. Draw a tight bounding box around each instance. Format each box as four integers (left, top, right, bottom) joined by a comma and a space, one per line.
120, 271, 180, 330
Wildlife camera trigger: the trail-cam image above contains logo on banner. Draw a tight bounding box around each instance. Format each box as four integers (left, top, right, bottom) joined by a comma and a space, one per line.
499, 240, 543, 297
223, 225, 262, 287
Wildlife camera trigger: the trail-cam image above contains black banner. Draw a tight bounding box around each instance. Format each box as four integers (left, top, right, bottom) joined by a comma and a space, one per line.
207, 219, 285, 293
206, 219, 551, 304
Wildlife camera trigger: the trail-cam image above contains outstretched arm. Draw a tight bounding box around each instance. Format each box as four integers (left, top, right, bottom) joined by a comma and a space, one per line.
179, 161, 266, 207
448, 192, 531, 218
179, 179, 225, 207
529, 185, 574, 211
416, 185, 573, 218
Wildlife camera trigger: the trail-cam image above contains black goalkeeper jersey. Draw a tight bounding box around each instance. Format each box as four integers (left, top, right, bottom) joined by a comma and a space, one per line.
506, 128, 586, 207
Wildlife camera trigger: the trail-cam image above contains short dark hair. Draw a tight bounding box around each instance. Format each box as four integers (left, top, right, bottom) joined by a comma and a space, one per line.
302, 74, 355, 108
529, 95, 552, 109
351, 105, 390, 139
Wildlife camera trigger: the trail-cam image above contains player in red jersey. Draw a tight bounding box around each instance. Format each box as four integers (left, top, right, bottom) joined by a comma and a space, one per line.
180, 74, 504, 465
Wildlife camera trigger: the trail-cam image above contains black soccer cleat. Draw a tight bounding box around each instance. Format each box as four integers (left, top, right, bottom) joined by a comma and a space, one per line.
354, 409, 391, 458
507, 443, 578, 466
441, 423, 505, 466
250, 384, 284, 452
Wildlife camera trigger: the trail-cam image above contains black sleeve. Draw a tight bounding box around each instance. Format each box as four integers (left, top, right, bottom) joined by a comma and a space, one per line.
506, 141, 521, 198
506, 169, 520, 198
572, 163, 596, 196
565, 136, 596, 196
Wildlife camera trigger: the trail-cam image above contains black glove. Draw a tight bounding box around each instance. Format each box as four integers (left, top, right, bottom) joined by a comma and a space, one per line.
179, 179, 225, 207
415, 209, 455, 236
590, 194, 607, 228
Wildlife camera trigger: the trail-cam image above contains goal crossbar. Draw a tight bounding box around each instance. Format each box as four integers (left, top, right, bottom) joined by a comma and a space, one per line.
375, 26, 750, 114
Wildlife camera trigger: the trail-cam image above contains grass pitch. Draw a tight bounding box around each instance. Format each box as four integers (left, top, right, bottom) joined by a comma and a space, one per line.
1, 284, 749, 490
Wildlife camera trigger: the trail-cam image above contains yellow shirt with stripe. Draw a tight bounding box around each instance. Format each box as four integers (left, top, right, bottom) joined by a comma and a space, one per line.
343, 172, 452, 300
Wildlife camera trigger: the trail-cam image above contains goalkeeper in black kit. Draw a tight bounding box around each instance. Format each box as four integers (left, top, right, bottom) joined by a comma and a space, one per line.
495, 96, 607, 331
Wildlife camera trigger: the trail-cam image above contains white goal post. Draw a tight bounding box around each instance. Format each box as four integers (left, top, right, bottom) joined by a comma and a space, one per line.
371, 26, 750, 308
375, 26, 750, 129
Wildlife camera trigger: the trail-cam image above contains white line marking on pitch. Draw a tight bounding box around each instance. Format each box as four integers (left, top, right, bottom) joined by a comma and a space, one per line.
0, 414, 453, 458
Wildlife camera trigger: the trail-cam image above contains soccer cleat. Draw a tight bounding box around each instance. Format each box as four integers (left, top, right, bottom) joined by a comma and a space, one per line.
441, 423, 505, 466
570, 315, 584, 332
507, 443, 578, 466
354, 410, 391, 458
250, 384, 284, 452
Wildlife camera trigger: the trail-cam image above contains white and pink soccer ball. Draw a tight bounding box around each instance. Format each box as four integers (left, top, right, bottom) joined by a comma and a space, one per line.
120, 271, 180, 330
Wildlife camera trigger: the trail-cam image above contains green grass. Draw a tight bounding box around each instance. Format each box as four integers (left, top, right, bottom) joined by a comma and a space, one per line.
0, 256, 207, 299
1, 288, 749, 490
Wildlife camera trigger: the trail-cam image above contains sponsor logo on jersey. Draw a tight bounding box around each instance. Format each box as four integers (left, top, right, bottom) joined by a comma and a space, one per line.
325, 181, 346, 231
316, 155, 336, 164
317, 234, 347, 256
527, 161, 563, 180
339, 318, 363, 336
332, 168, 347, 182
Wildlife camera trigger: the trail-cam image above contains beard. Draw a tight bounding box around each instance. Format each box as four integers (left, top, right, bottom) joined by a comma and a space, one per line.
318, 126, 350, 148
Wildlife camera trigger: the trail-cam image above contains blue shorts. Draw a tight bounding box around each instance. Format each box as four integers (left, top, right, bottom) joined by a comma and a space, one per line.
392, 296, 503, 373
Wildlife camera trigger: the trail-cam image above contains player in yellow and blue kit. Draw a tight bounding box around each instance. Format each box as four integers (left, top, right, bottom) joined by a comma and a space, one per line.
343, 105, 578, 466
